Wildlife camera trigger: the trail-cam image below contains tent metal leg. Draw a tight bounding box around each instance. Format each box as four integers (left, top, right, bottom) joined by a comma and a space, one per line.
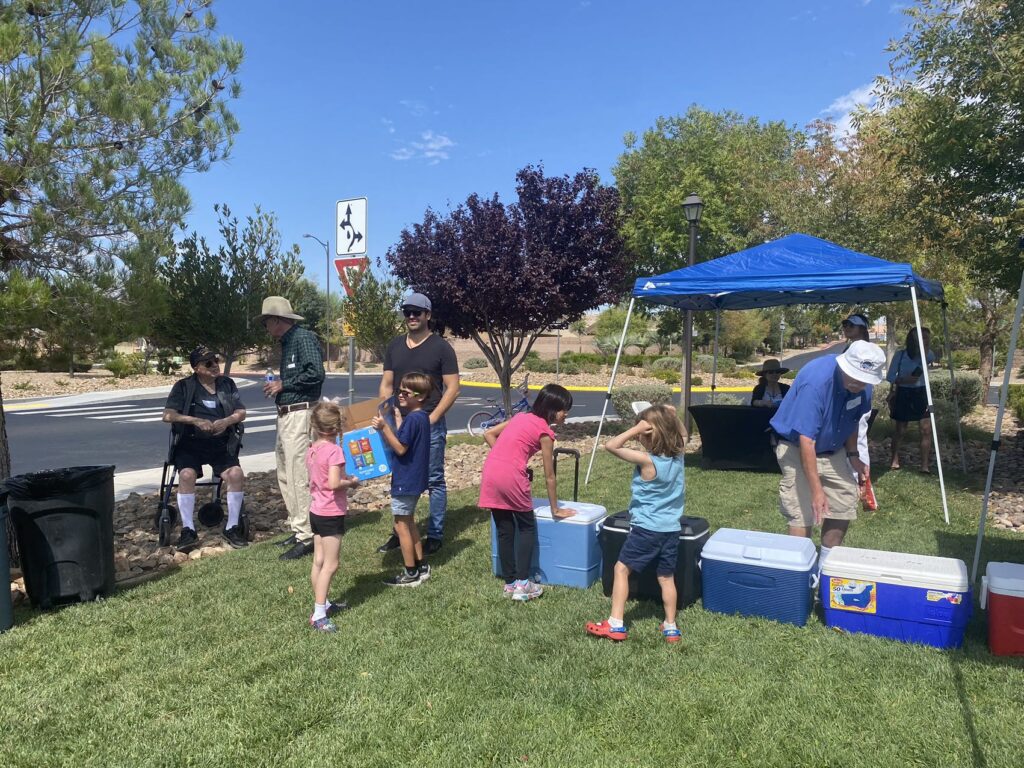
940, 303, 967, 472
586, 298, 635, 485
910, 286, 950, 525
710, 308, 721, 404
971, 267, 1024, 583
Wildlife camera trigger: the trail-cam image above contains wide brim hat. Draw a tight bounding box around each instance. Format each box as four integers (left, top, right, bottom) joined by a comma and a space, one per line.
755, 359, 789, 376
836, 340, 886, 385
254, 296, 303, 323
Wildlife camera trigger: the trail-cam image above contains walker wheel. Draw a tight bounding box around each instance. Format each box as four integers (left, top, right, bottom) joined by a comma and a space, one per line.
158, 516, 173, 547
197, 501, 224, 528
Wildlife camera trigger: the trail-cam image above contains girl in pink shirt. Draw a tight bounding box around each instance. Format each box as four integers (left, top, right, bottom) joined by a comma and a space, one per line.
306, 401, 360, 633
479, 384, 576, 602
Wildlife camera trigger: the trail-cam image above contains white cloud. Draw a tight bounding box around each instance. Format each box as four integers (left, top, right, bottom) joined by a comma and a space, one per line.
821, 81, 879, 139
399, 99, 429, 117
381, 117, 395, 134
390, 130, 456, 164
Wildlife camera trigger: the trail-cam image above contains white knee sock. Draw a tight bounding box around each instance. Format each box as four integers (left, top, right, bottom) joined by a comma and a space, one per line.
312, 602, 327, 621
177, 493, 195, 530
227, 491, 244, 528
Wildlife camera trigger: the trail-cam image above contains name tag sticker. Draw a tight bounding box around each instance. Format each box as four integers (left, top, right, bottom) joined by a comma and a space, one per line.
286, 363, 296, 369
201, 399, 217, 409
846, 396, 862, 410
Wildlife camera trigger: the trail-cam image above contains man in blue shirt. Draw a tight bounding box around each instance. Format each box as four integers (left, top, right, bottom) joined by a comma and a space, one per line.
769, 340, 886, 569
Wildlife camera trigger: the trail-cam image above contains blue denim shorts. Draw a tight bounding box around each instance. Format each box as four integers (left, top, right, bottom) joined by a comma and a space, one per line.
391, 494, 419, 517
618, 526, 679, 576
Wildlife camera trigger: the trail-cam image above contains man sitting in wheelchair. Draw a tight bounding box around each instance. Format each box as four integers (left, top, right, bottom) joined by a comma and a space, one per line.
161, 346, 247, 551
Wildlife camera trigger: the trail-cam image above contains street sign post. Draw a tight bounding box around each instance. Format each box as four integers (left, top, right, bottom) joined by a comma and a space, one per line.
336, 197, 367, 256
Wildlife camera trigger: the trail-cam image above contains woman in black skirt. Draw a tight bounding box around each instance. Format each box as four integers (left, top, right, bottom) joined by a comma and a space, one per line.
886, 327, 935, 473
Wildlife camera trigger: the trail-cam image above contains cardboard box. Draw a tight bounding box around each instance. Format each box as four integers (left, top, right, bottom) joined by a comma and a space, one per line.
340, 399, 391, 481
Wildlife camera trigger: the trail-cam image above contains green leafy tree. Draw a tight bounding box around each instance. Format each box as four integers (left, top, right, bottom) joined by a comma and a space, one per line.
0, 0, 242, 478
0, 269, 49, 360
569, 317, 588, 353
154, 204, 303, 375
341, 269, 405, 363
287, 278, 345, 365
721, 310, 769, 362
45, 261, 126, 374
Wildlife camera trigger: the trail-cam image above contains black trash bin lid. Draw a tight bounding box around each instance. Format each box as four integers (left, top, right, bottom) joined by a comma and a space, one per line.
3, 466, 115, 500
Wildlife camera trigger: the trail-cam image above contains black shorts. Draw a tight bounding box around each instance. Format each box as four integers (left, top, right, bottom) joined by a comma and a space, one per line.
173, 437, 240, 479
618, 526, 679, 576
890, 386, 928, 423
310, 513, 346, 537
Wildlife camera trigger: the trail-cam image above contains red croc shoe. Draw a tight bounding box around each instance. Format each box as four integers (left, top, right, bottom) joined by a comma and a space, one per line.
586, 620, 628, 642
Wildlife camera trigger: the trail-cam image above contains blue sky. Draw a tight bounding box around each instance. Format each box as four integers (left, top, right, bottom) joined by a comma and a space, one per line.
183, 0, 913, 292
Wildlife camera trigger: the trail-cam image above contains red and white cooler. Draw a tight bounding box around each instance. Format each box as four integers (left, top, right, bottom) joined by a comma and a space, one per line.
980, 561, 1024, 656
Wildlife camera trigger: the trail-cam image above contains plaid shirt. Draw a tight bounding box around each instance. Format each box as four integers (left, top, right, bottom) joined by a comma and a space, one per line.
276, 324, 324, 406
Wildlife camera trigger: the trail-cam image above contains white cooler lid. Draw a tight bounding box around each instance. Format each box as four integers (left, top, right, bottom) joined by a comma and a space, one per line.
701, 528, 817, 572
532, 499, 607, 524
822, 546, 968, 592
985, 562, 1024, 598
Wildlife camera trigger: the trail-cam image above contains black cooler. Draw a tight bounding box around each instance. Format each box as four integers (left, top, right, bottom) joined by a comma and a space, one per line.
599, 511, 709, 608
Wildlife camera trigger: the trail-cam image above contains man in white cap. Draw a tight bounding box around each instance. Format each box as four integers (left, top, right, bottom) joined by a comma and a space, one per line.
375, 292, 460, 556
769, 340, 887, 571
258, 296, 325, 560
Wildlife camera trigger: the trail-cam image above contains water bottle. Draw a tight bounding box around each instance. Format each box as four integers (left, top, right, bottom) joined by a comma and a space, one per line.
265, 368, 275, 384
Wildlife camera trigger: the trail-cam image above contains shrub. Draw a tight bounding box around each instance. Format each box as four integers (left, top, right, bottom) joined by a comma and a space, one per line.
465, 357, 488, 369
692, 375, 703, 387
927, 370, 984, 413
649, 369, 680, 384
105, 352, 147, 379
950, 350, 979, 370
735, 369, 757, 380
711, 392, 746, 406
1008, 384, 1024, 423
561, 351, 604, 366
593, 336, 619, 356
782, 370, 796, 380
609, 383, 674, 420
154, 350, 181, 376
523, 355, 557, 373
648, 357, 679, 372
715, 357, 738, 375
695, 354, 714, 373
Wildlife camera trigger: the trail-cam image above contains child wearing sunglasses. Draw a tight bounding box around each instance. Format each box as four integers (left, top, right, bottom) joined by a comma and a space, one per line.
371, 372, 434, 586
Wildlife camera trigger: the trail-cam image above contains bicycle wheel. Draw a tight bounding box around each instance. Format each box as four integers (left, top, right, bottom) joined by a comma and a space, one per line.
467, 411, 495, 437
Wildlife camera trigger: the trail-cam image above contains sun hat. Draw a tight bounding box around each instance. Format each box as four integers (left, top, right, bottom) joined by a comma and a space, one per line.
836, 340, 886, 385
755, 359, 789, 376
189, 346, 218, 368
401, 292, 432, 312
254, 296, 304, 323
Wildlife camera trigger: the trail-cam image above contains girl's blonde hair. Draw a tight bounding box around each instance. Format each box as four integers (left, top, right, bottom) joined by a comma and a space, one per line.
310, 401, 345, 437
638, 404, 686, 457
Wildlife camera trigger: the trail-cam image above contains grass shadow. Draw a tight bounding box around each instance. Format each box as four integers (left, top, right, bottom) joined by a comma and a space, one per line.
950, 654, 988, 768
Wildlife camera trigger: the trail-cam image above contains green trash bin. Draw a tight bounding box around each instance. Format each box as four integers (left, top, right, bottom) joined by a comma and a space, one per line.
1, 488, 13, 632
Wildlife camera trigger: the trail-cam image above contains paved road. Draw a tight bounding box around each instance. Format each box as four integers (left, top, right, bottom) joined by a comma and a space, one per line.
8, 346, 854, 477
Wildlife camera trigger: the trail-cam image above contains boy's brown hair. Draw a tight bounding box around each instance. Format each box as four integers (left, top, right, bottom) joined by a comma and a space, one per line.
638, 404, 686, 458
399, 372, 434, 404
310, 401, 345, 436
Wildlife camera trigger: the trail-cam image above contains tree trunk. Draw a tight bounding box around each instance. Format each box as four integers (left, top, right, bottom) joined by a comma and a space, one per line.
0, 383, 11, 480
69, 347, 75, 377
223, 352, 234, 377
885, 313, 897, 362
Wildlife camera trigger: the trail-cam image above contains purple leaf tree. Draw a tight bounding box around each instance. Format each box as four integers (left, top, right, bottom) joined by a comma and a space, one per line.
387, 165, 630, 413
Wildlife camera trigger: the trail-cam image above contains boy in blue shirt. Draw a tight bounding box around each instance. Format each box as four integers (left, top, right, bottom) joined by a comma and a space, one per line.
372, 372, 433, 586
769, 340, 885, 573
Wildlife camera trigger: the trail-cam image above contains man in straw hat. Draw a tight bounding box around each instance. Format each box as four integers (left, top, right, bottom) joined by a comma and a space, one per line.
258, 296, 325, 560
768, 340, 886, 574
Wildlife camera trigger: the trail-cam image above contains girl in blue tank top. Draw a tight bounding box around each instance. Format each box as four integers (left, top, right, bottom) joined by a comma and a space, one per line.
586, 404, 687, 644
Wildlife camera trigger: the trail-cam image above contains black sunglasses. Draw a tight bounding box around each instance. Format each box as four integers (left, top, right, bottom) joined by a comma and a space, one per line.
200, 358, 220, 368
403, 309, 424, 318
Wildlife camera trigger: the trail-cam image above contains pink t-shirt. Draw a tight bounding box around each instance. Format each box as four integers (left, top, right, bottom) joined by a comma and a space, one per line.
306, 441, 348, 517
478, 412, 554, 512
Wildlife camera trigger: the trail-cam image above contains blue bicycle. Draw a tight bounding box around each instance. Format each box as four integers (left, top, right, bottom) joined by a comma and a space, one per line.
467, 374, 531, 436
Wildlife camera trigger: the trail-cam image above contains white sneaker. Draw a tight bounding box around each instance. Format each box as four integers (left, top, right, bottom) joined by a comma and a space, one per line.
512, 580, 543, 602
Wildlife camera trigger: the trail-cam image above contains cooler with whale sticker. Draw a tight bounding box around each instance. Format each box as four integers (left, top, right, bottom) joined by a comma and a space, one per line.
821, 546, 971, 649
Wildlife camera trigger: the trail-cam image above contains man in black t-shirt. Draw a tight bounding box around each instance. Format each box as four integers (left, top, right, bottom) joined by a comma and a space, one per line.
376, 293, 460, 555
162, 346, 247, 552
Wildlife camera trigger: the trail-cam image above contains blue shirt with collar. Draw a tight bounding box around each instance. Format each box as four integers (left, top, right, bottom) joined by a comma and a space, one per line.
769, 355, 872, 455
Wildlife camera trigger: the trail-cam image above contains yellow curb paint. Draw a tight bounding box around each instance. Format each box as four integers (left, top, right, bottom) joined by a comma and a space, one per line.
460, 381, 750, 394
3, 401, 56, 411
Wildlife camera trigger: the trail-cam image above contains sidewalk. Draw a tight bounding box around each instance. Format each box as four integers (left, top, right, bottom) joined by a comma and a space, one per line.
114, 450, 278, 500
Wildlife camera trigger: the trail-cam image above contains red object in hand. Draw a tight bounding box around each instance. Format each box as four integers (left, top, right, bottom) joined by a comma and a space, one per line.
860, 475, 878, 511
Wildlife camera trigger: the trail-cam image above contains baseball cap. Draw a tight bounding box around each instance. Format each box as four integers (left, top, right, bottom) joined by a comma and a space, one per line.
836, 340, 886, 385
401, 292, 432, 312
189, 346, 218, 367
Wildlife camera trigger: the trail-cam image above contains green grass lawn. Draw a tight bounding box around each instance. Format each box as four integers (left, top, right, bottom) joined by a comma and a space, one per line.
2, 453, 1023, 767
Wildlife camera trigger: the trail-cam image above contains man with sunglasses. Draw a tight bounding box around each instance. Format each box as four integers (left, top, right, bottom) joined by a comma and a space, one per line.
162, 346, 247, 552
258, 295, 326, 561
376, 292, 460, 555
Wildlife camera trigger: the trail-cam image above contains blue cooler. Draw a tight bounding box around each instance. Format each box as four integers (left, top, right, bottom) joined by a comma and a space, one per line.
490, 500, 608, 588
822, 547, 971, 649
701, 528, 817, 627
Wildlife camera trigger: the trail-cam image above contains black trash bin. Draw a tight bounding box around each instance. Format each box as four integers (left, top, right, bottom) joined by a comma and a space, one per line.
5, 466, 116, 609
1, 488, 13, 632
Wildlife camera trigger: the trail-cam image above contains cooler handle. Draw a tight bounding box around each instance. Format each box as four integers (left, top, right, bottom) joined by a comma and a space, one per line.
810, 572, 820, 590
980, 576, 988, 610
553, 448, 580, 502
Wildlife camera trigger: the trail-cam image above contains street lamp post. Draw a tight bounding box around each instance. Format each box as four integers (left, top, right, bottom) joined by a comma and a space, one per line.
303, 233, 331, 371
779, 318, 786, 356
681, 193, 704, 427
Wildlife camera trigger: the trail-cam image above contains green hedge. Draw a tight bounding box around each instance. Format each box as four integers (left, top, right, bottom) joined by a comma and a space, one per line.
648, 356, 679, 372
1007, 384, 1024, 423
927, 370, 985, 413
610, 383, 674, 420
649, 369, 680, 384
464, 357, 488, 369
105, 352, 147, 379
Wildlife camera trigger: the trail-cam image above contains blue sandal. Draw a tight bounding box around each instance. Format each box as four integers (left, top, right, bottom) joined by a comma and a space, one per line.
660, 622, 682, 644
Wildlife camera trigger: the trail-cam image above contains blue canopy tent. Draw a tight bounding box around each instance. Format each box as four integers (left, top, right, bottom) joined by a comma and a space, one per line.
586, 234, 960, 525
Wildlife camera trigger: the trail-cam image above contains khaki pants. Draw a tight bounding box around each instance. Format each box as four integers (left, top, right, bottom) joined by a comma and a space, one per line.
276, 409, 313, 543
776, 440, 858, 528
